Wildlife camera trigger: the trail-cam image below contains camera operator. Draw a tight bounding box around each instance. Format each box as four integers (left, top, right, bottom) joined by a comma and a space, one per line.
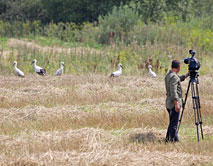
165, 60, 189, 142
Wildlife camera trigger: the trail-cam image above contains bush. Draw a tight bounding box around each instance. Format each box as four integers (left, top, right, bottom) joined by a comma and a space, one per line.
98, 4, 140, 44
128, 21, 160, 45
135, 0, 166, 23
72, 23, 100, 47
0, 0, 46, 22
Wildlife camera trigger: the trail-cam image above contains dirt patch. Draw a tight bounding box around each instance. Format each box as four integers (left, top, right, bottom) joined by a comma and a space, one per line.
130, 132, 157, 143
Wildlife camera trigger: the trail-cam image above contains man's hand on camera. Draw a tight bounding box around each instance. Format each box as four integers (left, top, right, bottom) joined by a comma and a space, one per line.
174, 100, 180, 112
185, 72, 190, 78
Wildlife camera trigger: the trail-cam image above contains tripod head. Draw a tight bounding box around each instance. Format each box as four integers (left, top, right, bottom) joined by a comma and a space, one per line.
189, 71, 199, 79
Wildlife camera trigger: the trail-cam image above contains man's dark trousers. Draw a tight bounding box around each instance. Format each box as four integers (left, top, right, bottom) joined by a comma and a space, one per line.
166, 108, 180, 142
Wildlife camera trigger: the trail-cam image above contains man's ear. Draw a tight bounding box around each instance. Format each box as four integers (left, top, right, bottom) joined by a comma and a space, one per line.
178, 66, 181, 71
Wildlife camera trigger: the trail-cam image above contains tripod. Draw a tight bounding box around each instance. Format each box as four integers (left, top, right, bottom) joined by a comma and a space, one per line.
176, 71, 204, 142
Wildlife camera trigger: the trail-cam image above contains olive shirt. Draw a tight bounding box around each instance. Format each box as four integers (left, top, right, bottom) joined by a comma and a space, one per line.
165, 70, 186, 110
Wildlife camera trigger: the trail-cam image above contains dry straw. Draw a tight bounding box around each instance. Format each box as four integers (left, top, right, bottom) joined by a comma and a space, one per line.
0, 75, 213, 165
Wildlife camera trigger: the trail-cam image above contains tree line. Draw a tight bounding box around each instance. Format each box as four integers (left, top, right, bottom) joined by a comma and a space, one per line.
0, 0, 212, 24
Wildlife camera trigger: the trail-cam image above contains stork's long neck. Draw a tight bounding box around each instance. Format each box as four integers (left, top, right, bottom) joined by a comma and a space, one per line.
14, 64, 17, 69
149, 68, 152, 72
33, 62, 37, 69
60, 65, 64, 69
119, 66, 122, 72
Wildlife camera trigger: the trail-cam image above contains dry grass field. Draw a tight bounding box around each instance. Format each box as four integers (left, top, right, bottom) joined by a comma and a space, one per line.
0, 74, 213, 166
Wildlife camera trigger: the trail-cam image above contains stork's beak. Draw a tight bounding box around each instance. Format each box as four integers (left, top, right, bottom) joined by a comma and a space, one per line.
121, 65, 123, 69
32, 61, 34, 64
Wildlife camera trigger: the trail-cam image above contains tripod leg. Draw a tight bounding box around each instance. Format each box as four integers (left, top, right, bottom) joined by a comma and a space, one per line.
191, 81, 200, 142
177, 80, 191, 134
195, 79, 204, 140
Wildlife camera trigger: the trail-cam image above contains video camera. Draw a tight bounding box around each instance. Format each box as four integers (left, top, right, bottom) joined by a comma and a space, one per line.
184, 50, 201, 73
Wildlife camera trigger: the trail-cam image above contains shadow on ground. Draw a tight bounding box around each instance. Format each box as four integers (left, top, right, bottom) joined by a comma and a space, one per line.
130, 132, 164, 144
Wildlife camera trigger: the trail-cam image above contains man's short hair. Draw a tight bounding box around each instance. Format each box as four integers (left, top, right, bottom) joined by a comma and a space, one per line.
171, 60, 181, 69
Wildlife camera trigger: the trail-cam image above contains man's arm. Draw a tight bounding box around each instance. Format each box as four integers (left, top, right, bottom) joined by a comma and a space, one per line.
179, 75, 186, 82
170, 76, 180, 112
170, 75, 179, 101
179, 73, 190, 82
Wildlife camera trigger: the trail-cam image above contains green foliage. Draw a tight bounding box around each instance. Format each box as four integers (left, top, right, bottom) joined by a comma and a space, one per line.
0, 0, 46, 22
98, 4, 140, 44
129, 21, 160, 45
165, 0, 194, 21
0, 0, 212, 24
193, 0, 213, 18
44, 22, 74, 41
73, 23, 100, 47
134, 0, 166, 23
0, 20, 42, 37
0, 0, 212, 76
41, 0, 131, 23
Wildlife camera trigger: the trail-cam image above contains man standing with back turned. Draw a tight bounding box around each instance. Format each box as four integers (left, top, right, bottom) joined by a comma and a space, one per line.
165, 60, 189, 142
